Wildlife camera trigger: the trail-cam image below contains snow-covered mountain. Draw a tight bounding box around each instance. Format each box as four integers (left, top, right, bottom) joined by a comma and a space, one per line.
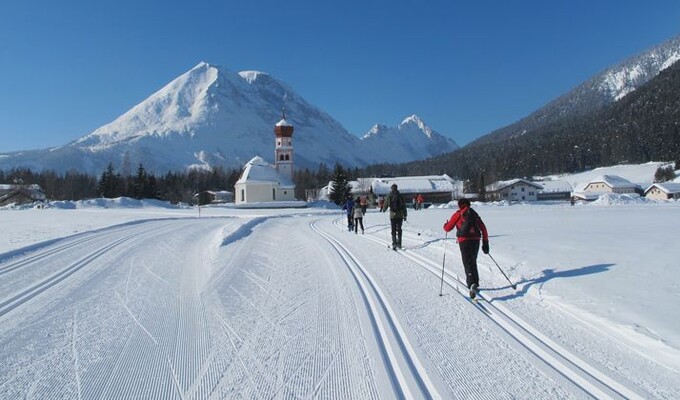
0, 62, 458, 175
473, 33, 680, 145
361, 115, 459, 162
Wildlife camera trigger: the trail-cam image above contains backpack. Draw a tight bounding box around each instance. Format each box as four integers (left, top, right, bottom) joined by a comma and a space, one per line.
457, 208, 480, 238
390, 192, 403, 211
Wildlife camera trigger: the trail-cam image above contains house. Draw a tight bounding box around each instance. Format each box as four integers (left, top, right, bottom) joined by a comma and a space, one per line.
233, 112, 305, 208
0, 184, 46, 206
644, 182, 680, 200
582, 175, 641, 194
318, 175, 459, 206
371, 175, 460, 205
203, 190, 234, 204
485, 179, 543, 202
535, 180, 573, 201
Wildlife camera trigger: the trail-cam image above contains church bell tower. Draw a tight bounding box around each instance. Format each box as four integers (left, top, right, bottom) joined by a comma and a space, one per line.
274, 109, 294, 180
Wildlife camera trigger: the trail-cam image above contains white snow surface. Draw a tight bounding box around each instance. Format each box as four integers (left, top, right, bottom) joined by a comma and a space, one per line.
1, 194, 679, 399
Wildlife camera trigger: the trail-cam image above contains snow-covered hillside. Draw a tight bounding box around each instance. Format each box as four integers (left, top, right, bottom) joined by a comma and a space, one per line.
538, 161, 673, 191
474, 33, 680, 144
0, 63, 457, 175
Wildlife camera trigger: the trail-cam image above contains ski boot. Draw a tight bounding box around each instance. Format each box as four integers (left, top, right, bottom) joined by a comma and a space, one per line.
469, 283, 478, 300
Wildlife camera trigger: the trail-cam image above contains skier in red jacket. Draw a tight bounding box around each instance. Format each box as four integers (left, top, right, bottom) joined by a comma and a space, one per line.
443, 198, 489, 299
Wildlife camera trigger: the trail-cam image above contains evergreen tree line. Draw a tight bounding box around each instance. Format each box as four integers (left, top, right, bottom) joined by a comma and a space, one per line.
1, 163, 242, 204
2, 161, 360, 204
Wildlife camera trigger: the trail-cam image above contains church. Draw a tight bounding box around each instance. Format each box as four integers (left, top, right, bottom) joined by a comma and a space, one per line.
234, 113, 304, 207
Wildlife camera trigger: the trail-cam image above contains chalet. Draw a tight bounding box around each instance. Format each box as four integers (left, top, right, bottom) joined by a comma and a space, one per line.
0, 184, 46, 207
485, 179, 543, 202
203, 190, 234, 204
371, 175, 460, 205
535, 180, 574, 201
582, 175, 641, 194
644, 182, 680, 200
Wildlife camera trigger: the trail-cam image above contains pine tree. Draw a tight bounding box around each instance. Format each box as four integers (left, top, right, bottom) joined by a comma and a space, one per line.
328, 164, 352, 205
654, 165, 676, 183
478, 173, 487, 202
97, 163, 124, 198
132, 164, 149, 199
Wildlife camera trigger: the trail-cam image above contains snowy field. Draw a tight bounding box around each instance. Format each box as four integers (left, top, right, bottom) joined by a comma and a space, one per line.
1, 195, 679, 399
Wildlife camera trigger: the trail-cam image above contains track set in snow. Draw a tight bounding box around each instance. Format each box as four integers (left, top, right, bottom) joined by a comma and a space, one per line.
0, 214, 655, 398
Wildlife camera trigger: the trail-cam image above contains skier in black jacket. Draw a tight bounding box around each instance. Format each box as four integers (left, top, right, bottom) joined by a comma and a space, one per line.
381, 184, 407, 250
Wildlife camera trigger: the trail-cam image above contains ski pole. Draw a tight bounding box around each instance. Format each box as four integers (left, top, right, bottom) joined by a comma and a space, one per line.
439, 232, 447, 296
487, 253, 517, 290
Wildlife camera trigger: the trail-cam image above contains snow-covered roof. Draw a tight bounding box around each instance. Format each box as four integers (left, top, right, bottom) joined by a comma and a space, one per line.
486, 179, 543, 192
645, 182, 680, 194
587, 175, 640, 189
275, 118, 292, 127
0, 184, 42, 191
571, 192, 601, 201
236, 156, 294, 187
535, 180, 574, 193
371, 175, 457, 195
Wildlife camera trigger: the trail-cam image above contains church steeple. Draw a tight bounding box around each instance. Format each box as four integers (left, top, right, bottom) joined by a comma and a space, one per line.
274, 104, 294, 180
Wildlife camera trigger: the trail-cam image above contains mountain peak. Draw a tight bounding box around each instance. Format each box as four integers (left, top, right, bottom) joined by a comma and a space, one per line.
0, 64, 458, 174
239, 70, 270, 84
360, 116, 459, 160
399, 114, 432, 138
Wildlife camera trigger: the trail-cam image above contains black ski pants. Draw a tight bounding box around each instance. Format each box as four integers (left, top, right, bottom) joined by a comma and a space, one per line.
354, 217, 364, 233
390, 217, 403, 246
459, 239, 480, 288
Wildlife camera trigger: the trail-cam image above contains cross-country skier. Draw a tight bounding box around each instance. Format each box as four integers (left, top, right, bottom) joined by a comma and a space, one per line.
381, 184, 407, 250
353, 197, 365, 234
342, 197, 355, 232
443, 198, 489, 299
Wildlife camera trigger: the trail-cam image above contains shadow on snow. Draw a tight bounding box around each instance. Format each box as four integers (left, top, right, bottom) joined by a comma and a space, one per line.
484, 263, 616, 302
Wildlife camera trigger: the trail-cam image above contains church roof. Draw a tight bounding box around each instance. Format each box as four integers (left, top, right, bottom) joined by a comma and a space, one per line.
236, 156, 294, 187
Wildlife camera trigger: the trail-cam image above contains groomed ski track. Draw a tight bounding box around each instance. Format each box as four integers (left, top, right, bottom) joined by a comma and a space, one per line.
0, 213, 651, 399
328, 217, 644, 400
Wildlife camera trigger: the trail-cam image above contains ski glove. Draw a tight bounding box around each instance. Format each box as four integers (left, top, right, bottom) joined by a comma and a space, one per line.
482, 240, 489, 254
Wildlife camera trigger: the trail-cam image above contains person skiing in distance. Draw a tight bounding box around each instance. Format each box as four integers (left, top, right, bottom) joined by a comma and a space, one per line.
416, 193, 424, 210
443, 198, 489, 299
353, 197, 365, 234
360, 196, 368, 215
381, 184, 407, 250
342, 197, 355, 232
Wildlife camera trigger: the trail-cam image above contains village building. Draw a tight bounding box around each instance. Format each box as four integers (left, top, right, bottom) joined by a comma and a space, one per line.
0, 184, 46, 207
582, 175, 642, 194
201, 190, 234, 204
535, 180, 574, 201
485, 179, 543, 202
233, 113, 304, 208
644, 182, 680, 200
318, 175, 459, 206
370, 175, 460, 205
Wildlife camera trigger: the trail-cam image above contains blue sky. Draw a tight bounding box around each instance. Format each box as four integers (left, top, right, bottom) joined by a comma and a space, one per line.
1, 1, 680, 152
